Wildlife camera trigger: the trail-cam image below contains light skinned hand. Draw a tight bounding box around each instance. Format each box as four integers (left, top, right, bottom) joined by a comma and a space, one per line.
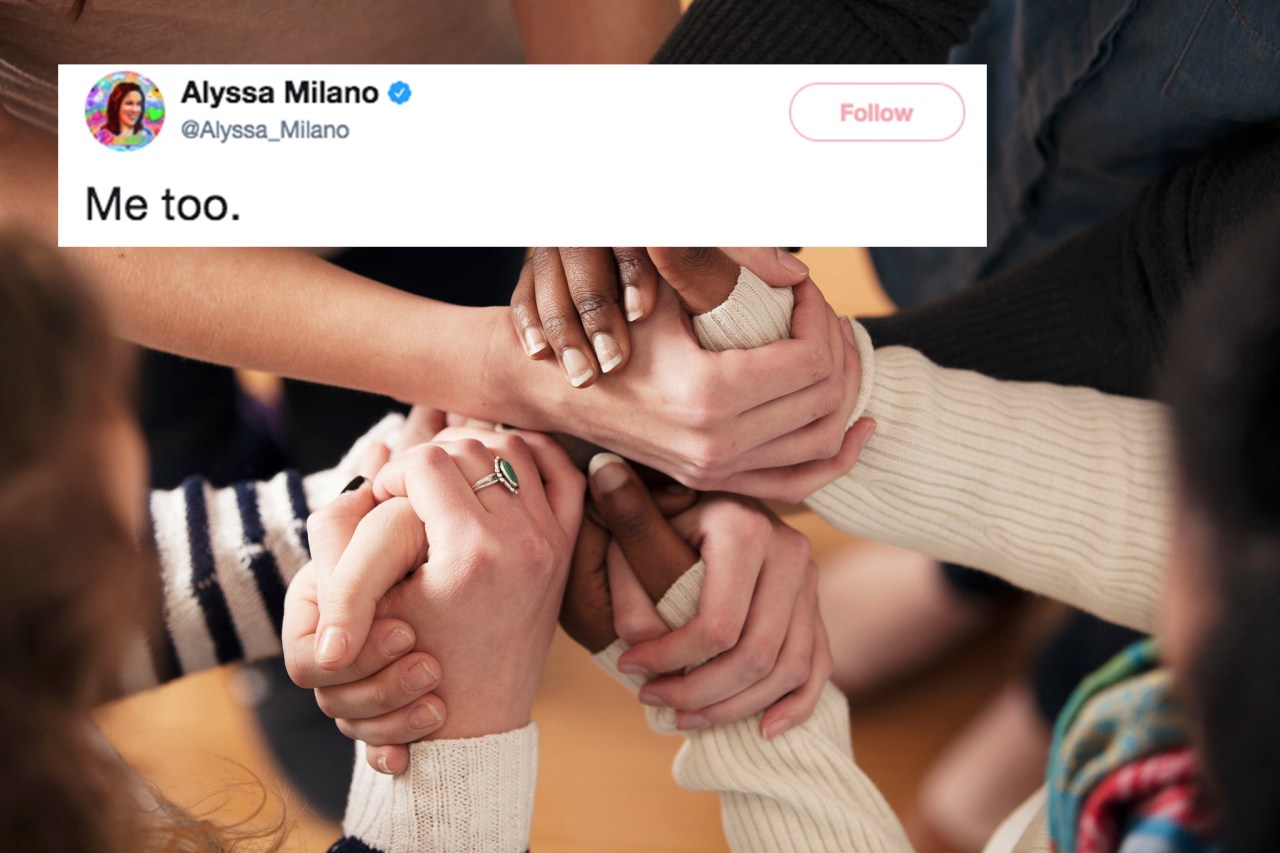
509, 247, 809, 388
521, 276, 864, 500
308, 426, 584, 773
284, 475, 446, 776
565, 452, 845, 738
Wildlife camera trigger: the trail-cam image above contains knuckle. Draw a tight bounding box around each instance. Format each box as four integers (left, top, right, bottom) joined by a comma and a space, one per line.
612, 247, 649, 283
724, 501, 770, 541
491, 432, 530, 463
676, 247, 717, 270
529, 247, 563, 278
782, 659, 809, 692
779, 526, 813, 567
821, 425, 846, 460
314, 689, 339, 719
538, 309, 580, 345
572, 294, 615, 328
520, 531, 558, 577
802, 343, 832, 382
369, 675, 397, 715
742, 645, 776, 681
416, 443, 454, 473
704, 616, 743, 654
454, 437, 488, 458
614, 615, 648, 645
610, 508, 653, 544
460, 533, 501, 576
823, 381, 845, 417
686, 436, 728, 477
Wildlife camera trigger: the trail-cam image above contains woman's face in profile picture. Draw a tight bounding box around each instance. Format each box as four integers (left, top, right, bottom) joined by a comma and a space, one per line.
119, 90, 143, 130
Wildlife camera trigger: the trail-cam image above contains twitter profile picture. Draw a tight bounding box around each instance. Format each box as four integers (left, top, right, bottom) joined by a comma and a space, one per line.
86, 71, 165, 151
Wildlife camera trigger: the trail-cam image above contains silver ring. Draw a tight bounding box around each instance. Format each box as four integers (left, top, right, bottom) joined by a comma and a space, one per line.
471, 455, 520, 495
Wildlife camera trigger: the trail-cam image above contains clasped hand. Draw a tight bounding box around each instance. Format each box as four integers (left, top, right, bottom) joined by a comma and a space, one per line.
284, 411, 835, 775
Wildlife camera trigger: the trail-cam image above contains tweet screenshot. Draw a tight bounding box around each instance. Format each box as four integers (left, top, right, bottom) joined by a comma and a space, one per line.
7, 2, 1280, 852
59, 64, 985, 246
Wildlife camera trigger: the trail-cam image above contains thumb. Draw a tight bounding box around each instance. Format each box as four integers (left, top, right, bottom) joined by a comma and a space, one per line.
648, 247, 809, 314
315, 498, 426, 670
647, 247, 741, 314
721, 247, 809, 287
588, 452, 697, 603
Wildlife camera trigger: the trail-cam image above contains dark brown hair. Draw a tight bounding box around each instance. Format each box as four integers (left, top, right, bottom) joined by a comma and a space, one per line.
105, 82, 144, 136
0, 231, 285, 851
1163, 207, 1280, 852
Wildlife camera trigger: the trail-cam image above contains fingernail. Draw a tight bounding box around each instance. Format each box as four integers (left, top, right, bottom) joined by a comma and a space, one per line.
380, 628, 413, 657
763, 718, 792, 739
523, 326, 548, 357
340, 475, 368, 495
637, 689, 666, 708
315, 627, 348, 664
777, 248, 809, 276
588, 452, 629, 493
409, 702, 443, 730
403, 661, 438, 692
592, 333, 624, 374
624, 286, 644, 321
616, 659, 649, 677
561, 347, 594, 387
840, 316, 856, 347
375, 754, 393, 774
679, 714, 711, 731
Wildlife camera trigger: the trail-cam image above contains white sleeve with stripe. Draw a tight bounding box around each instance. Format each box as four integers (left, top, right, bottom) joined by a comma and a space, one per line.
121, 414, 405, 695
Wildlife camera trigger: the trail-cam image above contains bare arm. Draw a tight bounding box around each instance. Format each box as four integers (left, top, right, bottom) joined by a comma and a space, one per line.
0, 103, 530, 422
512, 0, 680, 63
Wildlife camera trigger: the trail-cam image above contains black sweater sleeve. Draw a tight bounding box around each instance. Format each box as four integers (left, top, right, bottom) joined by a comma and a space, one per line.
862, 126, 1280, 398
654, 0, 987, 64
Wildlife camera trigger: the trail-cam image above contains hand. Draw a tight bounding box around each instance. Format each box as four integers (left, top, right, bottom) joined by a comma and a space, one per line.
510, 247, 661, 387
562, 452, 835, 738
509, 247, 809, 387
514, 274, 869, 500
307, 426, 585, 770
284, 480, 447, 775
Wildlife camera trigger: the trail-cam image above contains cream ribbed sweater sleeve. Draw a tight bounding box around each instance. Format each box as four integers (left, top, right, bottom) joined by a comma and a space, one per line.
692, 270, 1170, 633
340, 725, 539, 853
593, 561, 915, 852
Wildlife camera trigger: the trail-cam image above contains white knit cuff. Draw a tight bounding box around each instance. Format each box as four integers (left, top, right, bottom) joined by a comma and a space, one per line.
692, 266, 875, 429
343, 724, 538, 853
591, 561, 707, 734
693, 267, 794, 351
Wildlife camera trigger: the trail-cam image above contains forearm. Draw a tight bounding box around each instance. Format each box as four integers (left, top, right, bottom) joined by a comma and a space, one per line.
863, 125, 1280, 397
0, 104, 527, 420
809, 344, 1169, 633
695, 272, 1168, 633
121, 415, 405, 695
513, 0, 680, 63
654, 0, 985, 63
593, 563, 913, 852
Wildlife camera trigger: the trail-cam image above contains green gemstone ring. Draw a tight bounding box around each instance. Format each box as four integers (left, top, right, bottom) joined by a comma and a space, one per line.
471, 455, 520, 495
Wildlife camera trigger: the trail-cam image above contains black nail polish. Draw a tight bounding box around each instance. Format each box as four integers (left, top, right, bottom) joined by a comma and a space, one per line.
341, 475, 368, 495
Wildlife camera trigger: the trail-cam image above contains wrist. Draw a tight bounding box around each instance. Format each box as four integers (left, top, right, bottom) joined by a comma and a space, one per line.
429, 672, 540, 740
478, 307, 569, 432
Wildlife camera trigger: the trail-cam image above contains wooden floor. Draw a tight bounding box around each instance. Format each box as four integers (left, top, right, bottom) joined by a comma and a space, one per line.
93, 249, 1036, 851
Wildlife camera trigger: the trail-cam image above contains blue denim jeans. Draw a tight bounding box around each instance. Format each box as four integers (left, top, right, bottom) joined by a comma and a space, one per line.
872, 0, 1280, 306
